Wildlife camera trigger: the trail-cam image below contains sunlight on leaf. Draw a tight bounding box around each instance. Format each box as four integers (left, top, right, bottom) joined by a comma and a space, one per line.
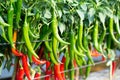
58, 22, 66, 34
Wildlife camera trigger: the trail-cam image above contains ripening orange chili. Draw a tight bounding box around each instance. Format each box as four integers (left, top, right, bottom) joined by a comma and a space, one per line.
11, 48, 23, 56
32, 55, 46, 65
13, 30, 17, 46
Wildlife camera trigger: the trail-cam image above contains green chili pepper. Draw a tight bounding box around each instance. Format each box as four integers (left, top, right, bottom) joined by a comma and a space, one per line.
69, 64, 74, 80
98, 29, 106, 58
29, 29, 39, 38
93, 20, 101, 52
23, 14, 38, 58
52, 35, 61, 63
76, 39, 87, 65
64, 47, 70, 71
74, 54, 83, 75
15, 0, 22, 28
83, 32, 94, 64
69, 30, 75, 80
85, 60, 91, 78
107, 34, 112, 49
98, 29, 106, 44
78, 20, 87, 52
8, 3, 14, 48
74, 35, 85, 57
51, 7, 69, 45
109, 17, 120, 45
44, 36, 58, 64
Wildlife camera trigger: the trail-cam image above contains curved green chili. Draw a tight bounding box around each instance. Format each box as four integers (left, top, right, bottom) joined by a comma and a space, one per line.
76, 39, 87, 65
109, 17, 120, 45
74, 36, 85, 57
93, 20, 101, 52
98, 29, 106, 44
8, 3, 14, 48
52, 36, 61, 63
29, 29, 39, 38
78, 20, 87, 52
51, 7, 69, 45
74, 54, 83, 75
44, 36, 58, 64
23, 15, 38, 58
83, 32, 94, 64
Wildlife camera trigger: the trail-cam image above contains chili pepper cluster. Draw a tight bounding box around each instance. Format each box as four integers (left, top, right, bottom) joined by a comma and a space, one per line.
0, 0, 120, 80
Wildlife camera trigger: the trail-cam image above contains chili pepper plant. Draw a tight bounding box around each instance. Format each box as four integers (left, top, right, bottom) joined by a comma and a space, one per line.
0, 0, 120, 80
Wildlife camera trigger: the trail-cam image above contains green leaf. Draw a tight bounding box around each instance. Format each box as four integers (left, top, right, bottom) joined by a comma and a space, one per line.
104, 7, 113, 18
44, 9, 51, 19
88, 8, 95, 25
0, 53, 4, 57
70, 15, 74, 24
76, 9, 85, 20
0, 16, 10, 27
66, 0, 73, 3
81, 3, 87, 11
0, 26, 9, 42
114, 15, 119, 24
58, 10, 62, 18
95, 0, 100, 4
99, 12, 106, 26
58, 22, 65, 34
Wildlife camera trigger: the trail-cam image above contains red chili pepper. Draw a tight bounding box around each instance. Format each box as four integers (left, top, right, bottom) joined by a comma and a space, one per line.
46, 61, 51, 70
60, 56, 66, 80
17, 68, 24, 80
102, 56, 106, 61
15, 58, 20, 80
15, 66, 19, 80
38, 44, 44, 58
45, 61, 52, 80
45, 70, 52, 80
34, 72, 41, 80
112, 61, 117, 76
54, 64, 63, 80
32, 55, 46, 65
21, 54, 31, 80
11, 48, 23, 56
